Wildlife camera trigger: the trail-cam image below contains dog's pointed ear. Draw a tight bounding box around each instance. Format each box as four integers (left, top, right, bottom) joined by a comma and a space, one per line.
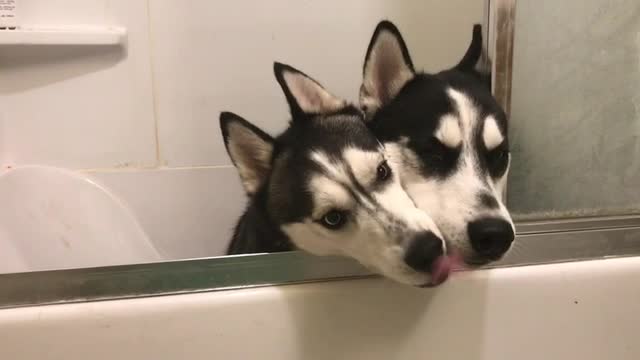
454, 24, 491, 89
360, 20, 415, 117
220, 112, 275, 196
274, 62, 345, 117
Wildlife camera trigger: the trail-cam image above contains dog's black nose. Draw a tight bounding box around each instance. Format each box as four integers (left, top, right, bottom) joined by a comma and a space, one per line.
468, 218, 514, 259
404, 232, 444, 273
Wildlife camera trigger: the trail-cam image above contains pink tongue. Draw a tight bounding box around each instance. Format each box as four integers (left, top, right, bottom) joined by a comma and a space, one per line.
430, 256, 452, 286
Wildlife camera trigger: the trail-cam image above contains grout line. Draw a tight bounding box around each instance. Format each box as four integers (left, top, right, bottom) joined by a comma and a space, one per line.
145, 0, 162, 168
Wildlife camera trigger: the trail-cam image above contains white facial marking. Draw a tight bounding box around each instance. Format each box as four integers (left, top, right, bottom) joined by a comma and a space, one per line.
308, 176, 352, 219
483, 116, 504, 150
281, 221, 432, 286
342, 146, 443, 238
343, 147, 382, 186
310, 150, 376, 212
385, 88, 515, 261
310, 151, 349, 183
446, 88, 476, 137
279, 148, 447, 286
434, 115, 462, 148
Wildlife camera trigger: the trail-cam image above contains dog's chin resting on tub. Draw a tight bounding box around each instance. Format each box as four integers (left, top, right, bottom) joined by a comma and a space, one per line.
220, 62, 453, 287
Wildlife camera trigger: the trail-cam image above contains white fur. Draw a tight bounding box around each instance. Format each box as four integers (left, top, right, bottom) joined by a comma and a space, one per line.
308, 176, 352, 218
281, 147, 445, 286
343, 147, 382, 185
310, 151, 350, 184
447, 88, 475, 133
282, 221, 430, 285
387, 89, 514, 260
483, 116, 504, 150
434, 115, 462, 148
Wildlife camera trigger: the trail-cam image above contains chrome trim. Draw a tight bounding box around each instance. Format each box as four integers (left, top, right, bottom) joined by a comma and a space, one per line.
487, 0, 516, 203
2, 224, 640, 309
506, 228, 640, 266
483, 0, 491, 51
0, 251, 371, 309
490, 0, 516, 116
516, 215, 640, 235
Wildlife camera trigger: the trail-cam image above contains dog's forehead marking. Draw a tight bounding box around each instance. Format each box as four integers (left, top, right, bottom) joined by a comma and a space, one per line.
482, 115, 504, 150
434, 114, 462, 148
343, 147, 383, 184
446, 88, 477, 142
309, 150, 377, 214
309, 175, 352, 218
310, 151, 349, 183
311, 148, 383, 184
443, 88, 491, 190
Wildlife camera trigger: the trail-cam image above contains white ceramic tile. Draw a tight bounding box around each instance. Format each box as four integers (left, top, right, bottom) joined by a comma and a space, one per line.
148, 0, 484, 167
88, 166, 245, 259
0, 0, 157, 169
1, 257, 640, 359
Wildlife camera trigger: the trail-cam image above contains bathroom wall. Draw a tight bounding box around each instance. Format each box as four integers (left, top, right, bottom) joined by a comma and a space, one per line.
0, 0, 484, 258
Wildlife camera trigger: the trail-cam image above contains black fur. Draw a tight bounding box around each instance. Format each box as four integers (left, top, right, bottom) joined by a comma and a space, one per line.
361, 21, 514, 264
224, 63, 380, 255
454, 24, 492, 89
226, 187, 293, 254
365, 22, 509, 180
479, 193, 499, 209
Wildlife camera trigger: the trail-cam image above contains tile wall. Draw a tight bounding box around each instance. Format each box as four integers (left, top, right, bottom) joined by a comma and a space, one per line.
0, 0, 483, 258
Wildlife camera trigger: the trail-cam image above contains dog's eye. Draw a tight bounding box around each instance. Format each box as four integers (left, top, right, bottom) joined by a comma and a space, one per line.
488, 148, 508, 162
486, 146, 509, 175
320, 210, 348, 230
376, 161, 391, 181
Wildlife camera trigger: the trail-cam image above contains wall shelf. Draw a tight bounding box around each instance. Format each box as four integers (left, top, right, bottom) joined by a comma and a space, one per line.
0, 26, 126, 46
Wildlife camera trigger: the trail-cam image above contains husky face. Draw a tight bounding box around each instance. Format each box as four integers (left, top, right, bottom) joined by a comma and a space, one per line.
359, 21, 515, 265
221, 62, 453, 286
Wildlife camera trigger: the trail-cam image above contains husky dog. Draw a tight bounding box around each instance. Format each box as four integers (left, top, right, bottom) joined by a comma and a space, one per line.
359, 21, 515, 265
221, 62, 453, 286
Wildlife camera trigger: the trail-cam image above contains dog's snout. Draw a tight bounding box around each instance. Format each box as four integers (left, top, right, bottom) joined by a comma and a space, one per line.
404, 232, 445, 273
478, 192, 499, 209
468, 218, 514, 259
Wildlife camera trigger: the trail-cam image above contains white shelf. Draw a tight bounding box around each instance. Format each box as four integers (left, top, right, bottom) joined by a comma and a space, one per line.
0, 26, 127, 45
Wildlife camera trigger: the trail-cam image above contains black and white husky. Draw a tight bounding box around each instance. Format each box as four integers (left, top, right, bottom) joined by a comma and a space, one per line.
359, 21, 515, 266
221, 62, 454, 286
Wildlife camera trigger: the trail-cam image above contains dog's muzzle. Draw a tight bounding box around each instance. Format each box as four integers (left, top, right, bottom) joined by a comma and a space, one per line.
403, 232, 451, 286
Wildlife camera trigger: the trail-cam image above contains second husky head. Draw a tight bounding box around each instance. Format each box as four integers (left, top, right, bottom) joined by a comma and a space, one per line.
221, 62, 452, 286
359, 21, 515, 265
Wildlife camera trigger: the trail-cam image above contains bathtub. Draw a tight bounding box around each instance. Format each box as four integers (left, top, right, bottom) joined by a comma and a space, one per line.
0, 256, 638, 360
